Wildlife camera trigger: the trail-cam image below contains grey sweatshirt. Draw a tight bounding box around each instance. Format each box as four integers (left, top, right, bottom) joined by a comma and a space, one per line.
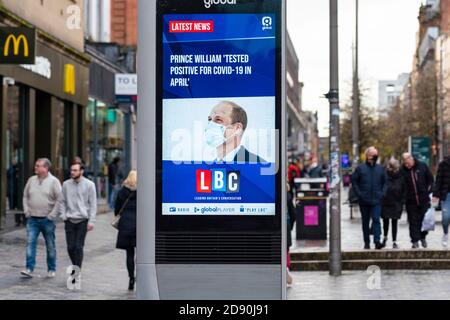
23, 173, 62, 218
55, 177, 97, 224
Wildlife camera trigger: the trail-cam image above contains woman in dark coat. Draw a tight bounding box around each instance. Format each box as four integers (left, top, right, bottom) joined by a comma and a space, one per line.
433, 156, 450, 247
381, 158, 406, 249
114, 170, 137, 290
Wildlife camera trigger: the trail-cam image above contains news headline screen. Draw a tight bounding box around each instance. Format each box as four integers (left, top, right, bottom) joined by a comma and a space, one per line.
162, 13, 277, 216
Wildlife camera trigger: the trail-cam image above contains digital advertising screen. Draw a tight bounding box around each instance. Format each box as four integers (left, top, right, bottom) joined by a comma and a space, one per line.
156, 0, 282, 233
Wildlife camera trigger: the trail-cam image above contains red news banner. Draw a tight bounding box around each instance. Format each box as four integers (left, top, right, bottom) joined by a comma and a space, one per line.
169, 20, 215, 33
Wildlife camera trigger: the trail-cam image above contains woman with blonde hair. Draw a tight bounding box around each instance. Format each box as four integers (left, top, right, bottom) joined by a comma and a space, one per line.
114, 170, 137, 290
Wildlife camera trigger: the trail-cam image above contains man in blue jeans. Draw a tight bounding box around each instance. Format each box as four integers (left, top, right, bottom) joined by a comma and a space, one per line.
21, 159, 62, 278
351, 147, 388, 250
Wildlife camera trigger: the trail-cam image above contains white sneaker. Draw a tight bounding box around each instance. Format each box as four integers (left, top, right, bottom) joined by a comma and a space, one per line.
286, 268, 293, 286
443, 234, 448, 248
47, 271, 56, 278
21, 269, 33, 278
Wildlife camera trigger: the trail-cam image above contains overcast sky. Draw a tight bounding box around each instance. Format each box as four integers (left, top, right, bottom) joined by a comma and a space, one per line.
287, 0, 425, 137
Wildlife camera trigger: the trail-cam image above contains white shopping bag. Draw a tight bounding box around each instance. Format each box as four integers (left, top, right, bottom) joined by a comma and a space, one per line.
421, 206, 436, 232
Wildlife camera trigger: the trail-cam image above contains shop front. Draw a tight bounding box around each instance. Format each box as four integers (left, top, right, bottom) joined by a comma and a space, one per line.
85, 45, 129, 201
0, 33, 89, 229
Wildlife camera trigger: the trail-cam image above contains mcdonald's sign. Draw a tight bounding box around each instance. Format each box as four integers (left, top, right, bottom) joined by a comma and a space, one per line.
0, 27, 36, 64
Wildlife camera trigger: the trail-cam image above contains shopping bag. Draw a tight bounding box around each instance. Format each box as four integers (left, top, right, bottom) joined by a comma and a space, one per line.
421, 206, 436, 232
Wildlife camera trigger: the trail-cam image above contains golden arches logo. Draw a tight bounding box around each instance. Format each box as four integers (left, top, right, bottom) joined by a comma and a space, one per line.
4, 34, 29, 57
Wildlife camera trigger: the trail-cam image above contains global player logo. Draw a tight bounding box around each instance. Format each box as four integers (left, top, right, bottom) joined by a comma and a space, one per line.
196, 169, 240, 193
204, 0, 237, 9
262, 16, 273, 31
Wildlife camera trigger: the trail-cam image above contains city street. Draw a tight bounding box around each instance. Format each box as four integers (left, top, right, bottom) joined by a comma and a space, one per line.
288, 270, 450, 300
0, 212, 134, 300
0, 0, 450, 302
292, 189, 447, 253
1, 202, 450, 300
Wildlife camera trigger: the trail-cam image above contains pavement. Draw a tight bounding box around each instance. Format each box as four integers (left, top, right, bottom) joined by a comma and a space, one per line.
285, 187, 450, 300
0, 211, 135, 300
1, 188, 449, 300
1, 198, 110, 234
291, 187, 448, 253
287, 270, 450, 300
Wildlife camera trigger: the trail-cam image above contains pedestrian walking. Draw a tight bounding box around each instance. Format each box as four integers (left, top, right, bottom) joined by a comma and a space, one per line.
21, 158, 62, 278
288, 158, 301, 196
7, 159, 24, 226
56, 162, 97, 272
381, 158, 406, 249
286, 183, 296, 285
401, 153, 434, 249
351, 147, 388, 250
114, 170, 137, 291
307, 157, 323, 178
108, 157, 122, 209
433, 155, 450, 247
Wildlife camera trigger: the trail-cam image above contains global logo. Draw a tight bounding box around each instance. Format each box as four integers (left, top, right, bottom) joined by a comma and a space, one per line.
204, 0, 237, 9
262, 16, 273, 31
194, 206, 221, 214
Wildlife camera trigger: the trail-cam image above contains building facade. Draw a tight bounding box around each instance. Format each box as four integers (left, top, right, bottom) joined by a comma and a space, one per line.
399, 0, 450, 163
286, 32, 306, 156
85, 42, 136, 199
0, 0, 90, 229
84, 0, 137, 199
378, 73, 409, 113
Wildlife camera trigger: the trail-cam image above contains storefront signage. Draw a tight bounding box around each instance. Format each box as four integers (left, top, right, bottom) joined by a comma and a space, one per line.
21, 56, 52, 79
0, 27, 36, 64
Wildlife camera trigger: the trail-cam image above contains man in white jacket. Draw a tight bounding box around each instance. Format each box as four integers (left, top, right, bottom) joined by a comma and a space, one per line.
54, 162, 97, 270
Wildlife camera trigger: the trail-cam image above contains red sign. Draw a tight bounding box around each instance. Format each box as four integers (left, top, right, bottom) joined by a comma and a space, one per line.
196, 170, 212, 193
169, 21, 214, 33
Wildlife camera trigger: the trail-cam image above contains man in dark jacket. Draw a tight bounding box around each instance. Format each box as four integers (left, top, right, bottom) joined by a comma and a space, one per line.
351, 147, 388, 250
401, 153, 434, 249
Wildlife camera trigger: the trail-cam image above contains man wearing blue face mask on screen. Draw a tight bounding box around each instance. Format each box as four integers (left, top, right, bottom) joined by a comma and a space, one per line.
204, 101, 266, 164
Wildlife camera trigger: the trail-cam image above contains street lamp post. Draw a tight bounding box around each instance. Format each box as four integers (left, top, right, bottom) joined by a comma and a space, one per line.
328, 0, 342, 276
438, 34, 447, 161
352, 0, 360, 168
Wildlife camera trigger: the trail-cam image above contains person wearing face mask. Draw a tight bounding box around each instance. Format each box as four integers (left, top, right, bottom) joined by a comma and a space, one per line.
204, 101, 266, 163
307, 157, 323, 178
401, 153, 434, 249
351, 147, 388, 250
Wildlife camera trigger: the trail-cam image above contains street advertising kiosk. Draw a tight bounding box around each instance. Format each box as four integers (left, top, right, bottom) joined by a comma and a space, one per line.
137, 0, 286, 300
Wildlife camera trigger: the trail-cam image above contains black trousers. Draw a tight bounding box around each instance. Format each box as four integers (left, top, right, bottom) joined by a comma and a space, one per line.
15, 213, 26, 225
126, 247, 135, 279
65, 220, 88, 268
383, 218, 398, 242
406, 204, 429, 243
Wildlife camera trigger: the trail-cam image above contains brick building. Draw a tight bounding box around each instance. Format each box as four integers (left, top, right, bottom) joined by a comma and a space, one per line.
110, 0, 137, 46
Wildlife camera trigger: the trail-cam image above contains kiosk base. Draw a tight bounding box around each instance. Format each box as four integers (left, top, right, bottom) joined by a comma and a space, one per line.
153, 265, 282, 300
137, 264, 160, 300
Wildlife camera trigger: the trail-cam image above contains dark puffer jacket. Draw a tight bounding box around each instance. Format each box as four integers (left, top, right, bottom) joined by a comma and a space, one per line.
433, 157, 450, 202
351, 162, 388, 206
382, 170, 406, 220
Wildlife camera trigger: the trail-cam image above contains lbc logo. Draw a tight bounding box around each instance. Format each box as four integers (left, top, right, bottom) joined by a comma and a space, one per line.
196, 169, 240, 193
